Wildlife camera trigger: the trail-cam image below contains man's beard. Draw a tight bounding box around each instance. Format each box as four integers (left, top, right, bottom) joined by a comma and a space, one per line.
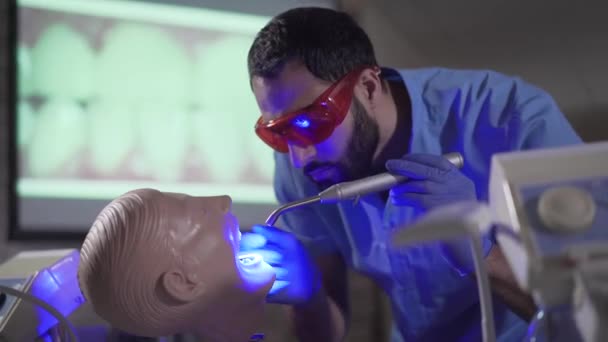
304, 98, 380, 190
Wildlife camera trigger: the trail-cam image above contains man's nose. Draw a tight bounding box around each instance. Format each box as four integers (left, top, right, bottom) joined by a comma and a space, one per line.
288, 144, 316, 168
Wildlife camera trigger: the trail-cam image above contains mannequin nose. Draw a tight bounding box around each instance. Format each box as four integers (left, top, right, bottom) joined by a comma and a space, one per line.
288, 144, 316, 168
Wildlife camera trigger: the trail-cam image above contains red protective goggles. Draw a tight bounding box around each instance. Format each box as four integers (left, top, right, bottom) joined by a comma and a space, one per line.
255, 66, 378, 153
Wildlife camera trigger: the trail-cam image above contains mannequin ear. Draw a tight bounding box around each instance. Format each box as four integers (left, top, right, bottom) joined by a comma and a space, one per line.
161, 270, 205, 303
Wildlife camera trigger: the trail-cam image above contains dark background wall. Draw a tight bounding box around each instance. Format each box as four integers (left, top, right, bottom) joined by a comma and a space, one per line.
344, 0, 608, 143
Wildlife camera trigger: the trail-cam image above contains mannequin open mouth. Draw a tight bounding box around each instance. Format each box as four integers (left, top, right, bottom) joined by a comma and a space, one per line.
234, 231, 275, 287
237, 251, 275, 289
238, 253, 262, 266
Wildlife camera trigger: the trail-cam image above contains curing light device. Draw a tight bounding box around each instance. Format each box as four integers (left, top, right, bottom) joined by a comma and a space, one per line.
265, 152, 464, 225
0, 249, 83, 342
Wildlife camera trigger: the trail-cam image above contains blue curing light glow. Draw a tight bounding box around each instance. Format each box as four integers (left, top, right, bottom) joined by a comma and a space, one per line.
30, 250, 85, 336
236, 251, 276, 293
293, 116, 310, 128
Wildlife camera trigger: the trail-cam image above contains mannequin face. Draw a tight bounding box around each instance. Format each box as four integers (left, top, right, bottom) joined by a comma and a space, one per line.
79, 189, 275, 341
159, 193, 275, 303
158, 192, 275, 341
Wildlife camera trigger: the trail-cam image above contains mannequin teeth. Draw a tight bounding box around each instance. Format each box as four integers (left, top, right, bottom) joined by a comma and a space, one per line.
238, 253, 262, 266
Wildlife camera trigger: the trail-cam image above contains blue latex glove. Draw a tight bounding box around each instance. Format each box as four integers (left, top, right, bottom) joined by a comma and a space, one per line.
386, 153, 493, 275
240, 225, 321, 304
385, 153, 477, 209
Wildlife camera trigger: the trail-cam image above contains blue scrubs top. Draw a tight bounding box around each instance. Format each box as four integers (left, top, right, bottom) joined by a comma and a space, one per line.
272, 67, 583, 341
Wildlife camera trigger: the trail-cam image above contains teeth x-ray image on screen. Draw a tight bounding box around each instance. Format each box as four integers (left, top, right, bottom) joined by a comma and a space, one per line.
14, 0, 298, 233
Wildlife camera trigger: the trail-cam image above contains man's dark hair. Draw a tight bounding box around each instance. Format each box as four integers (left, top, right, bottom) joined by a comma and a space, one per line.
247, 7, 378, 82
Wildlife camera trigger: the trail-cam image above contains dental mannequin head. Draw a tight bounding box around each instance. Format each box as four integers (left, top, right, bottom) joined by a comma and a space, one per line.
78, 188, 275, 341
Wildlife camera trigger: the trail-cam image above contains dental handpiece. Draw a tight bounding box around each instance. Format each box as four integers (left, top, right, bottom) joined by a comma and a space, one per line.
265, 152, 464, 226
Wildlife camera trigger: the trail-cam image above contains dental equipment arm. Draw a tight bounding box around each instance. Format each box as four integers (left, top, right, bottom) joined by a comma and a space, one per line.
390, 201, 497, 342
388, 142, 608, 342
391, 202, 536, 342
265, 152, 464, 225
573, 259, 608, 342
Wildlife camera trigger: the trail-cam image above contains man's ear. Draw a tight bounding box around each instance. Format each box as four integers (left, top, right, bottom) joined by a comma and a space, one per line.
161, 269, 205, 303
359, 67, 382, 102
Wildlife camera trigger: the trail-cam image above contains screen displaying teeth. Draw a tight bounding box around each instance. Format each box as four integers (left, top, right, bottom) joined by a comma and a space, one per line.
15, 1, 282, 239
16, 3, 276, 197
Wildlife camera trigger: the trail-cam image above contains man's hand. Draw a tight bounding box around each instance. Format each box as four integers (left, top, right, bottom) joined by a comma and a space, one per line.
386, 153, 492, 275
240, 225, 322, 305
385, 153, 477, 209
485, 246, 537, 321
